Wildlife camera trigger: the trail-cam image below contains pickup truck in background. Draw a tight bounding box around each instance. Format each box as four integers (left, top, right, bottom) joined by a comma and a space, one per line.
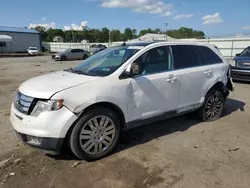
232, 46, 250, 81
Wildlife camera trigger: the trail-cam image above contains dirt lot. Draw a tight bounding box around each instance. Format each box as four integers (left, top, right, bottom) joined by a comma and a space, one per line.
0, 56, 250, 188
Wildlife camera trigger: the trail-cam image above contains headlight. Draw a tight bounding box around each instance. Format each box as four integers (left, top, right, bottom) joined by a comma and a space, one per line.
31, 99, 64, 116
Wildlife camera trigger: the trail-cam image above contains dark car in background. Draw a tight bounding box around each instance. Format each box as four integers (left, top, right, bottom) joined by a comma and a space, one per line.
232, 46, 250, 81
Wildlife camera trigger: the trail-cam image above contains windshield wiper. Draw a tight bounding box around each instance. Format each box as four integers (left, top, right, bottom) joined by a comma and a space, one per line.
64, 67, 73, 72
72, 69, 89, 75
64, 68, 88, 75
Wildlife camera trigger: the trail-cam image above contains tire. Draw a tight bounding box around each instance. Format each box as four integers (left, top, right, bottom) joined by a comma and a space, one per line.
61, 55, 67, 61
69, 107, 120, 161
82, 54, 88, 60
198, 89, 225, 122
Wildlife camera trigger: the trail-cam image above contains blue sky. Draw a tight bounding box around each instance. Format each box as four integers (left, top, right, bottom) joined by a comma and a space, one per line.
1, 0, 250, 37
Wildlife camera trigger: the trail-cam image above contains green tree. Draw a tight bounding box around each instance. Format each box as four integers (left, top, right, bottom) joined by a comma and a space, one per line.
124, 28, 133, 41
167, 27, 205, 39
132, 29, 137, 38
33, 26, 47, 41
110, 29, 122, 42
45, 29, 64, 42
98, 27, 109, 42
139, 28, 155, 36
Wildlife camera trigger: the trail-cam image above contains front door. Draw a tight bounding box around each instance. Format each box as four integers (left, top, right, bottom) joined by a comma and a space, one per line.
127, 46, 180, 122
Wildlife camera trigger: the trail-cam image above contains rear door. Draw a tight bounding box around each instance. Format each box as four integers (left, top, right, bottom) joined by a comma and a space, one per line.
198, 45, 227, 90
171, 45, 216, 112
68, 49, 79, 60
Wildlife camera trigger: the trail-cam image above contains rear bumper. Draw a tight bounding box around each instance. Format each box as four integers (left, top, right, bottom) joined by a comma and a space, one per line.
15, 131, 63, 154
232, 67, 250, 81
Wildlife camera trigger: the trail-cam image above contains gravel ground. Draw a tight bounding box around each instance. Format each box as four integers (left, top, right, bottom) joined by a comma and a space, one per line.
0, 56, 249, 188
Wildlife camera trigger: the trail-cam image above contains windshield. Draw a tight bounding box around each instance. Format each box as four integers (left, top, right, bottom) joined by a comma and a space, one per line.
29, 47, 37, 50
67, 46, 141, 76
241, 47, 250, 56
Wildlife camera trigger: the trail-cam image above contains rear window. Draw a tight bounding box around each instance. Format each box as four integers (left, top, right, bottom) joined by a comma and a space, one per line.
29, 47, 37, 50
198, 46, 223, 65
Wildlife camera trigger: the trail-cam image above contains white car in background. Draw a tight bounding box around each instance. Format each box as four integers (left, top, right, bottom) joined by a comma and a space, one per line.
27, 47, 39, 56
10, 42, 233, 161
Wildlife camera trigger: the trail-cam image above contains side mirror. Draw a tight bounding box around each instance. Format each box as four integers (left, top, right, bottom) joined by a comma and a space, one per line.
236, 53, 241, 57
125, 63, 140, 76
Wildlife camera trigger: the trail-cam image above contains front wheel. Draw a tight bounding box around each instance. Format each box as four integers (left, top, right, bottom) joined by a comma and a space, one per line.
69, 107, 120, 161
61, 55, 67, 61
198, 89, 225, 122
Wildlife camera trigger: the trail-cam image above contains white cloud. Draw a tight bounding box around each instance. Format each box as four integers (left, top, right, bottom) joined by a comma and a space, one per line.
29, 22, 56, 30
100, 0, 174, 16
41, 17, 47, 21
202, 12, 223, 24
64, 21, 88, 31
174, 14, 193, 20
242, 25, 250, 30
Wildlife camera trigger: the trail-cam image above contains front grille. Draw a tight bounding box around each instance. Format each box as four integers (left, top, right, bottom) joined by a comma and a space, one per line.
14, 92, 35, 115
52, 55, 55, 59
237, 61, 250, 69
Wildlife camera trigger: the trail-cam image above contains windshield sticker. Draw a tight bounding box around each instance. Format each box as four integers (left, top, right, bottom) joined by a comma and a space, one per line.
127, 46, 144, 50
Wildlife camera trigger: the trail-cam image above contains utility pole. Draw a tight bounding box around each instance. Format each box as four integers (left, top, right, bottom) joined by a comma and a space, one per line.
165, 23, 168, 41
71, 28, 74, 42
109, 31, 111, 47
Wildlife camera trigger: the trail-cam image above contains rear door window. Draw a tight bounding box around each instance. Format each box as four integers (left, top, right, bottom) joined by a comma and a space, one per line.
171, 45, 201, 69
71, 49, 78, 53
198, 46, 223, 65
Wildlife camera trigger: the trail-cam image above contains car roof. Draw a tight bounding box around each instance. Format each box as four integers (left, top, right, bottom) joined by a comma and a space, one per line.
125, 42, 154, 47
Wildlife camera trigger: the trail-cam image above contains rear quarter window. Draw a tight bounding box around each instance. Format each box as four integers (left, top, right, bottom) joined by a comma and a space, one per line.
198, 46, 223, 65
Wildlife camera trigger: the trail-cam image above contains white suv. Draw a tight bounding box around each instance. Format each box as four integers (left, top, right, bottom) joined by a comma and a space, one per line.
10, 42, 233, 161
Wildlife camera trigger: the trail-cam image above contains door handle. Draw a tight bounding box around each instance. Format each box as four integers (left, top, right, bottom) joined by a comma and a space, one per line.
166, 76, 177, 83
204, 70, 212, 76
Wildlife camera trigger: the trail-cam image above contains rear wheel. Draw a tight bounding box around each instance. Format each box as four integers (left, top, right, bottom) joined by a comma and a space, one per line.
69, 107, 120, 161
61, 55, 67, 61
198, 89, 225, 121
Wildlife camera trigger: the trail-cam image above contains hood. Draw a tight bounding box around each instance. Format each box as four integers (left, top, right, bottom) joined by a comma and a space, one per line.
19, 71, 99, 99
233, 56, 250, 61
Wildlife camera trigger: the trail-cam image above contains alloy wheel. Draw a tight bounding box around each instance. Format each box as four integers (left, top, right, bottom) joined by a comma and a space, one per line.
79, 116, 116, 155
205, 93, 223, 120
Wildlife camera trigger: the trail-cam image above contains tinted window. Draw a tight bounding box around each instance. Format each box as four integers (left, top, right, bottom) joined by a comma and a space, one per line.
134, 46, 172, 75
241, 47, 250, 56
198, 46, 223, 64
0, 42, 6, 47
171, 45, 200, 69
71, 49, 78, 53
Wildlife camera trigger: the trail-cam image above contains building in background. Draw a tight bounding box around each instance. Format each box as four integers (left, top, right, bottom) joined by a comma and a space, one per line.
0, 35, 12, 53
53, 36, 64, 42
129, 33, 176, 42
0, 26, 41, 53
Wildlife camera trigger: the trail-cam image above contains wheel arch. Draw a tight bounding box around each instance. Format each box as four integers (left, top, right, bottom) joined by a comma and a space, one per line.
79, 102, 126, 128
61, 101, 126, 153
206, 81, 228, 98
